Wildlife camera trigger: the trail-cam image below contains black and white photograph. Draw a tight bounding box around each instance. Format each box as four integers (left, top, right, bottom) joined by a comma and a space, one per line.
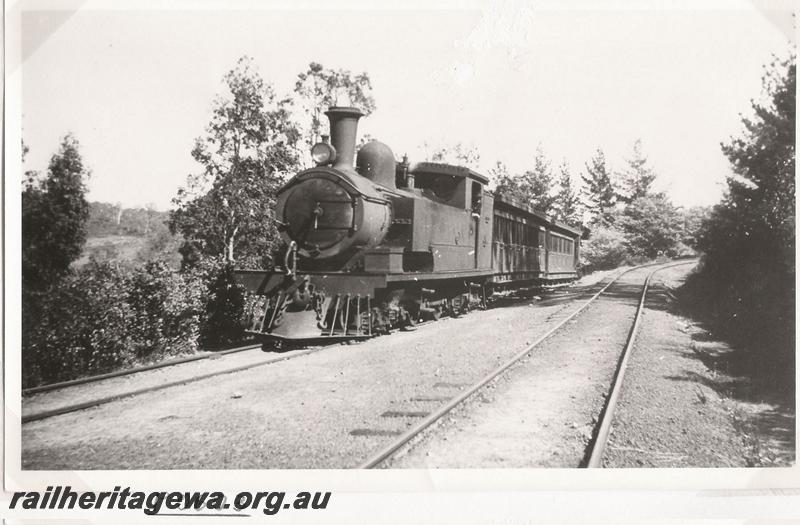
4, 0, 798, 521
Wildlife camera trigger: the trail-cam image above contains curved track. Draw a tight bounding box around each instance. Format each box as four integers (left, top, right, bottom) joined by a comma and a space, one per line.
22, 261, 690, 431
359, 259, 695, 469
583, 260, 696, 467
21, 275, 605, 424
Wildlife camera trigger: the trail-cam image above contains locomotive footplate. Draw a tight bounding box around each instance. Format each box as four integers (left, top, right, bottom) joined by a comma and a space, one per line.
234, 269, 388, 342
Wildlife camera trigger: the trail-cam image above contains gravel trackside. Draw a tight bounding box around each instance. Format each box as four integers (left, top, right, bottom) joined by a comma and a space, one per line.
21, 346, 308, 419
22, 278, 615, 469
602, 264, 795, 467
386, 265, 656, 468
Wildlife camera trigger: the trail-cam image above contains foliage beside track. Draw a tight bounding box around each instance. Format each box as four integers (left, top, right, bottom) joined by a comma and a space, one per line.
21, 137, 250, 387
24, 261, 197, 386
22, 257, 248, 387
20, 55, 710, 386
577, 144, 699, 272
684, 55, 795, 375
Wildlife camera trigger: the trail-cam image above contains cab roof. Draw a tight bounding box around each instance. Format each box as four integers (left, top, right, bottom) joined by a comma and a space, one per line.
409, 162, 490, 185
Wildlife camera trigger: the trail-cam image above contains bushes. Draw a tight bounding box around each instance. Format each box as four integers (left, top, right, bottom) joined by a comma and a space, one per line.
127, 260, 205, 361
580, 226, 628, 272
616, 194, 683, 258
22, 255, 251, 387
188, 258, 247, 349
579, 196, 702, 273
22, 260, 205, 387
686, 56, 795, 374
23, 262, 136, 386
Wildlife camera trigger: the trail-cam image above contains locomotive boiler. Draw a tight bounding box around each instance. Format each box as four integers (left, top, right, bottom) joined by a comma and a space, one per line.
235, 106, 581, 344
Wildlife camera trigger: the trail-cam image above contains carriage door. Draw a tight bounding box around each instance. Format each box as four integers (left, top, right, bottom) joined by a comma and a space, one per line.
539, 226, 548, 275
471, 182, 482, 268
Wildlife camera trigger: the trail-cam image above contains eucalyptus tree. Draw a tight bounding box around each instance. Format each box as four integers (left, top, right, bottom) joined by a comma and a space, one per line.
294, 62, 376, 160
170, 56, 300, 267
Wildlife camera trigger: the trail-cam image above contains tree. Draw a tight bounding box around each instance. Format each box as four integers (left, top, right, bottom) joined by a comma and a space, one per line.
488, 160, 509, 187
616, 193, 683, 258
22, 134, 90, 291
618, 139, 657, 204
693, 54, 795, 363
294, 62, 376, 155
717, 57, 795, 264
494, 146, 556, 213
552, 160, 582, 225
679, 205, 711, 249
580, 148, 617, 225
580, 226, 628, 271
170, 56, 301, 267
425, 141, 481, 169
22, 139, 39, 188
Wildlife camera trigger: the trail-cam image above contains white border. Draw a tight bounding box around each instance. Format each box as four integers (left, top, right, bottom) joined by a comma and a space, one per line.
4, 0, 799, 521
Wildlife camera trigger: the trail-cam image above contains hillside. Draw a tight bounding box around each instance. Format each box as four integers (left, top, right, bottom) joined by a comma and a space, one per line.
76, 202, 181, 267
87, 202, 170, 238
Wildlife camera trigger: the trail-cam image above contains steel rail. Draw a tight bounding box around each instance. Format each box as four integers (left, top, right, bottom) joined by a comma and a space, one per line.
23, 260, 694, 428
585, 259, 697, 468
21, 345, 329, 424
357, 261, 680, 469
22, 343, 261, 396
22, 302, 489, 422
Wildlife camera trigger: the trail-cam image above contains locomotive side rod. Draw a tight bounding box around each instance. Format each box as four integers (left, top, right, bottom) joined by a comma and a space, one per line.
357, 260, 687, 469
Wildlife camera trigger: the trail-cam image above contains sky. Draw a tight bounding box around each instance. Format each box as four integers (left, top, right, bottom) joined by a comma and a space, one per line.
12, 0, 795, 211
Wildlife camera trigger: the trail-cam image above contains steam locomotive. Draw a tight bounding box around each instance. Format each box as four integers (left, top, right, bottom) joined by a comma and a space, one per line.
234, 107, 581, 344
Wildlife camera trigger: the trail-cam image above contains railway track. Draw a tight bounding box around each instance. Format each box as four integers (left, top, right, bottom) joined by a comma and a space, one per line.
22, 260, 699, 469
358, 259, 696, 469
21, 275, 608, 425
22, 343, 261, 396
583, 259, 696, 467
21, 314, 466, 424
21, 262, 687, 433
21, 344, 327, 423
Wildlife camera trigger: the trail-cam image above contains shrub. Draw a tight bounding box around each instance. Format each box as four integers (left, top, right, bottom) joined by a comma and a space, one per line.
22, 259, 205, 387
686, 56, 795, 377
188, 257, 247, 349
126, 260, 204, 362
135, 228, 183, 268
580, 226, 628, 272
23, 262, 134, 386
616, 194, 683, 258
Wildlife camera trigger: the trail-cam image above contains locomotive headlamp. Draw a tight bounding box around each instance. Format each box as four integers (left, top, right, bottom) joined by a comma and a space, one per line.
311, 142, 337, 166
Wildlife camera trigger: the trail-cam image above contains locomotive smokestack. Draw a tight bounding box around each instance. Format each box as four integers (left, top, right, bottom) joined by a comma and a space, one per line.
325, 107, 363, 172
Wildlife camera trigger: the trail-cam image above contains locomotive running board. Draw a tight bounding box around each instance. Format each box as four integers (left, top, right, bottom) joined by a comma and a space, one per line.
234, 269, 289, 295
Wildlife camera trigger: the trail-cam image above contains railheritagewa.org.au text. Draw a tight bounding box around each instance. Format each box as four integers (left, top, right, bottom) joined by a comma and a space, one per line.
9, 486, 331, 516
